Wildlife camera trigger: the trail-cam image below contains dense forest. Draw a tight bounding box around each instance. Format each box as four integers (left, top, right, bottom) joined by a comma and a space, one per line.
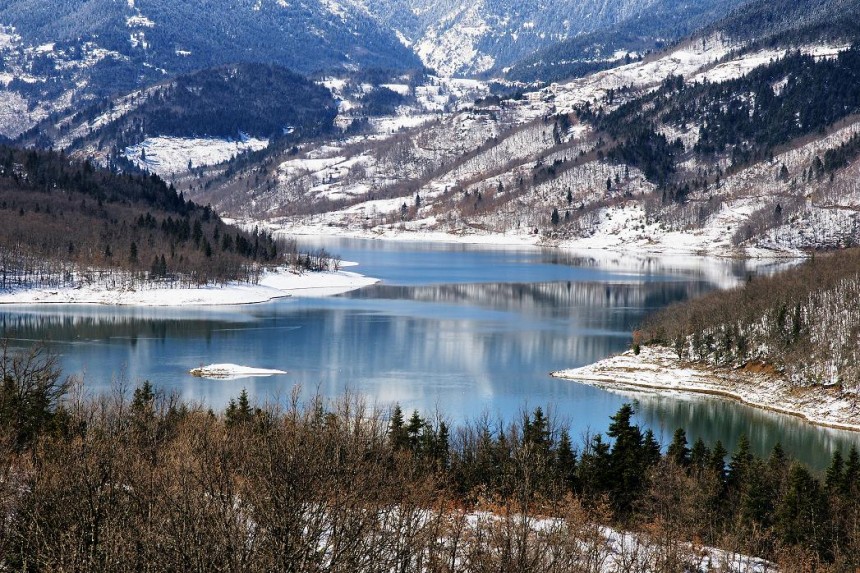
0, 146, 284, 289
640, 248, 860, 390
27, 63, 339, 154
0, 343, 857, 571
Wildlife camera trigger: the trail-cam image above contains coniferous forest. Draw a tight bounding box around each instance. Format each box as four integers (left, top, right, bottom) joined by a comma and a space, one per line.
0, 343, 858, 572
0, 146, 284, 289
641, 248, 860, 390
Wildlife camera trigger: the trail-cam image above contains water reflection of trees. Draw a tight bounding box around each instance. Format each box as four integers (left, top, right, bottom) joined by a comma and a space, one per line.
0, 308, 252, 345
625, 391, 860, 470
349, 280, 713, 321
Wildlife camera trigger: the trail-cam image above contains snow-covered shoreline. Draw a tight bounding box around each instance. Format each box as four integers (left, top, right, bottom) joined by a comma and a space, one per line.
271, 218, 807, 260
552, 346, 860, 432
0, 266, 379, 307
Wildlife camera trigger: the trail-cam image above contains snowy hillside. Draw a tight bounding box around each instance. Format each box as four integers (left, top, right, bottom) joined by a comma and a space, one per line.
356, 0, 747, 77
193, 35, 860, 258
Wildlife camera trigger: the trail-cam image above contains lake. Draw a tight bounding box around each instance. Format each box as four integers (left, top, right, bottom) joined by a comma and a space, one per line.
1, 238, 856, 469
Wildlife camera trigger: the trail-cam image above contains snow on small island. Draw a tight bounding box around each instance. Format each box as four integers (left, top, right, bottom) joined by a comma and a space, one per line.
0, 266, 379, 307
552, 346, 860, 431
190, 363, 286, 380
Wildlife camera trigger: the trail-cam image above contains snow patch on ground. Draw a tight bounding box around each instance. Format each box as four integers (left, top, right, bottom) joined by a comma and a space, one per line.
124, 135, 269, 178
691, 44, 851, 84
553, 346, 860, 431
415, 3, 495, 76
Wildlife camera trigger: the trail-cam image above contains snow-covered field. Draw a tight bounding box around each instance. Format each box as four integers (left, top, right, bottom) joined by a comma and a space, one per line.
553, 346, 860, 431
124, 135, 269, 178
0, 266, 378, 307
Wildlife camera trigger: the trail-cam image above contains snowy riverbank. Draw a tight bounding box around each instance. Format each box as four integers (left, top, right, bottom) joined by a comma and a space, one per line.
268, 215, 806, 260
0, 266, 379, 306
552, 346, 860, 431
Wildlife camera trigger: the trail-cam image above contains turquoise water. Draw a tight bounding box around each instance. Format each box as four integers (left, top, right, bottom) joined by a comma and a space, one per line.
1, 238, 855, 468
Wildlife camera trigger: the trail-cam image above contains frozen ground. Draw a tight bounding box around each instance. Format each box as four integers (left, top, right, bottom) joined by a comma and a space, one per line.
553, 346, 860, 431
0, 266, 378, 307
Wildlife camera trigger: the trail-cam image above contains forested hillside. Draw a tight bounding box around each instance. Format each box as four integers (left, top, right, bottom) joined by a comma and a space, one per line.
505, 0, 748, 84
641, 248, 860, 389
210, 25, 860, 257
0, 146, 281, 288
712, 0, 860, 46
24, 63, 338, 156
583, 48, 860, 185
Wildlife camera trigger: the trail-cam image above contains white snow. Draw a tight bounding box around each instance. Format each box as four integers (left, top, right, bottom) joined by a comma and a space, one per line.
0, 266, 379, 307
691, 44, 851, 85
124, 135, 269, 178
189, 363, 286, 380
126, 14, 155, 28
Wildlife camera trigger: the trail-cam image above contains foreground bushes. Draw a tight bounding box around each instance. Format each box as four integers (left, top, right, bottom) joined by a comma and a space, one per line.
1, 346, 859, 571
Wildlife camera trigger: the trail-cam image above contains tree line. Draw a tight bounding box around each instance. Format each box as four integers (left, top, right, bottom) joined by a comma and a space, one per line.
1, 342, 859, 571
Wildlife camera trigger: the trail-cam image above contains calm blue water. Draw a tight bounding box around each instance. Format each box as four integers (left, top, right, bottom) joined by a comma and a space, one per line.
0, 238, 856, 468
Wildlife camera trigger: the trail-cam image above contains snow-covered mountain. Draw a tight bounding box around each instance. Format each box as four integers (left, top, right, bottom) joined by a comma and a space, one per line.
185, 6, 860, 259
0, 0, 754, 140
356, 0, 747, 77
0, 0, 419, 138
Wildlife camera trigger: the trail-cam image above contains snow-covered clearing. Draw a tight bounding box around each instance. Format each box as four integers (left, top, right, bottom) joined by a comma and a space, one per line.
189, 363, 286, 380
125, 135, 269, 178
691, 44, 850, 84
553, 346, 860, 431
0, 267, 378, 307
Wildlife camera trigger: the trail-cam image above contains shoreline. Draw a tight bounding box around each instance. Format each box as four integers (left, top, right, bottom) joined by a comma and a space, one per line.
0, 266, 380, 307
262, 216, 808, 260
552, 346, 860, 432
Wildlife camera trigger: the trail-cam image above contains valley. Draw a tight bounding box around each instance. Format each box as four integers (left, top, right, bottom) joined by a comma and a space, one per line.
3, 0, 860, 569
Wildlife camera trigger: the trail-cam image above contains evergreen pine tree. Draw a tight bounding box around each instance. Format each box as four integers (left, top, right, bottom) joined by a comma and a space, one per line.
406, 410, 423, 452
606, 404, 646, 514
556, 428, 577, 491
826, 450, 845, 491
389, 404, 408, 450
842, 446, 860, 495
225, 389, 253, 427
667, 428, 691, 468
690, 437, 710, 472
709, 441, 728, 482
728, 434, 754, 493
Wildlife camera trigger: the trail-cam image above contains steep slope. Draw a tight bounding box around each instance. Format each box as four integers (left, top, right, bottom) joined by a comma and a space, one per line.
0, 0, 418, 138
506, 0, 750, 84
359, 0, 746, 77
0, 145, 282, 287
20, 63, 338, 176
711, 0, 860, 44
191, 26, 860, 258
0, 0, 417, 74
